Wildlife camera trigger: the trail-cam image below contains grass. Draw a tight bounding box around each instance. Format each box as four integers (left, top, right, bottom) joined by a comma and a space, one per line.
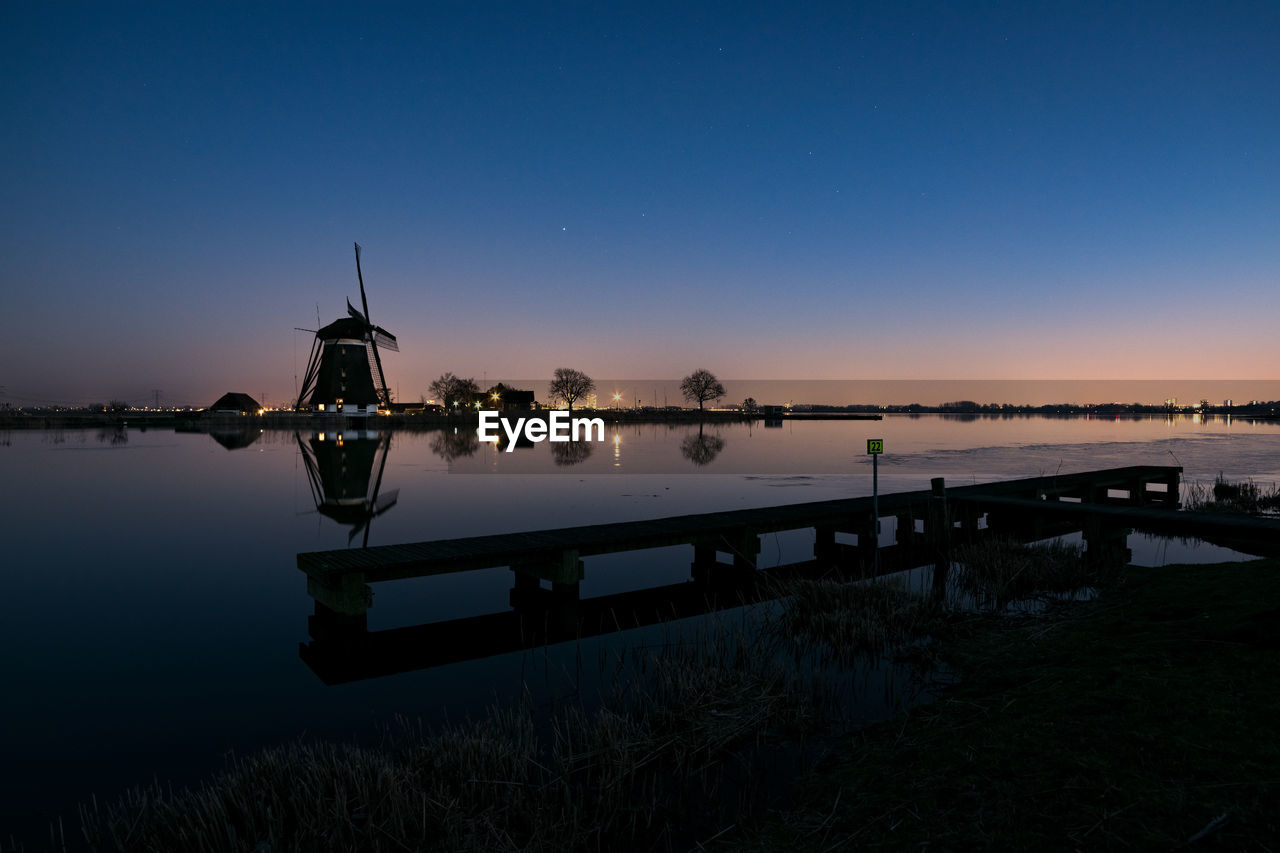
731, 559, 1280, 850
69, 617, 816, 853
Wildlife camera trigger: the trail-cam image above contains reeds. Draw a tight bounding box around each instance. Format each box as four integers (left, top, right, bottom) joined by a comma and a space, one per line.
952, 538, 1095, 608
1183, 473, 1280, 515
763, 576, 948, 665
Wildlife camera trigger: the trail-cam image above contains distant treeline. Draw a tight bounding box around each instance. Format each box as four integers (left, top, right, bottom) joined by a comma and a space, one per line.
794, 400, 1280, 416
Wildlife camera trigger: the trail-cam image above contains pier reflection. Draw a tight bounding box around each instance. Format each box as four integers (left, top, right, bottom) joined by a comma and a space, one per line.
296, 429, 399, 547
301, 569, 767, 686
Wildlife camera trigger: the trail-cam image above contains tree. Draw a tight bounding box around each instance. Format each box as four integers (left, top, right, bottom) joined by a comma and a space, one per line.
548, 368, 595, 412
680, 369, 725, 412
741, 397, 758, 415
429, 373, 480, 409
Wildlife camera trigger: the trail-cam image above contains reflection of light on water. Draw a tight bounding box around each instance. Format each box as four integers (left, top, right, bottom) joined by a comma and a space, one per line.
613, 433, 621, 467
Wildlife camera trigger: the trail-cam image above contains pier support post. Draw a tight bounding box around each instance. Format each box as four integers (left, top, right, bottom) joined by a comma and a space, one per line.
1083, 518, 1131, 571
814, 525, 836, 562
308, 601, 368, 639
692, 531, 760, 586
854, 514, 879, 574
929, 478, 951, 597
730, 531, 761, 569
895, 512, 916, 546
508, 557, 582, 639
307, 572, 372, 617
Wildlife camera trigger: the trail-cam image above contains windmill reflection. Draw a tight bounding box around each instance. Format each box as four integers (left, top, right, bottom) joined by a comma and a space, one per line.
296, 429, 399, 547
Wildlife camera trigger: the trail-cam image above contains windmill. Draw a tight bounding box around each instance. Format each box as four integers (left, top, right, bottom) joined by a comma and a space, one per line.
295, 243, 399, 415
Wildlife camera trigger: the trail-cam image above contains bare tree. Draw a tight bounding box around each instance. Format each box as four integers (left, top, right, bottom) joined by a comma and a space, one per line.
548, 368, 595, 412
680, 369, 726, 412
429, 373, 480, 410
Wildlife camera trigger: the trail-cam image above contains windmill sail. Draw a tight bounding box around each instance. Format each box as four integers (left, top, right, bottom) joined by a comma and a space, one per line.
354, 242, 393, 406
372, 325, 398, 352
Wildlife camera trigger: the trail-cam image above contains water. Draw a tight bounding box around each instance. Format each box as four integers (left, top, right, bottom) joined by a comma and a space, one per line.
2, 414, 1277, 839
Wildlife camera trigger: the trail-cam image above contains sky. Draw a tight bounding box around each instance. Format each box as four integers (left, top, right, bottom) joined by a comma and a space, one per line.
2, 1, 1278, 408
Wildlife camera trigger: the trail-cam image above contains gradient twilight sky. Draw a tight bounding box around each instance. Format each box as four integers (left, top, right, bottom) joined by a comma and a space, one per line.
3, 1, 1278, 408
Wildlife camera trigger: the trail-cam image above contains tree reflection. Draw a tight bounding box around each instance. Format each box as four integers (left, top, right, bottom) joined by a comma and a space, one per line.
680, 425, 726, 466
551, 439, 593, 467
429, 428, 479, 462
96, 426, 128, 446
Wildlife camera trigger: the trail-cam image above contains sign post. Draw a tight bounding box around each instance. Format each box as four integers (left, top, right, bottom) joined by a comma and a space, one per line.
867, 439, 883, 573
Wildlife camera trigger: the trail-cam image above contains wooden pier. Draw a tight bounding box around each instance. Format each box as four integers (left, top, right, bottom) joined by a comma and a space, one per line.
289, 464, 1280, 683
298, 465, 1184, 609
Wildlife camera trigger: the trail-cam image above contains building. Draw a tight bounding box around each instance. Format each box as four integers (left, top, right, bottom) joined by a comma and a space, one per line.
206, 392, 262, 415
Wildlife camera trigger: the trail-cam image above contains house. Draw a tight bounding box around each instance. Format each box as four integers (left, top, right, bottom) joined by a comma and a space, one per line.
206, 392, 262, 415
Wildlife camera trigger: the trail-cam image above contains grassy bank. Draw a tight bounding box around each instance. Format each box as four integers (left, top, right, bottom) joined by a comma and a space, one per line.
736, 558, 1280, 850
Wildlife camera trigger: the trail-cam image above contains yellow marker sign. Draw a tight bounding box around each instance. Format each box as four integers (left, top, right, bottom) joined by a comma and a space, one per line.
867, 439, 884, 454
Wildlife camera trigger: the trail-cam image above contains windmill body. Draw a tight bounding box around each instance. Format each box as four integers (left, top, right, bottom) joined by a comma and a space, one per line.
296, 244, 399, 416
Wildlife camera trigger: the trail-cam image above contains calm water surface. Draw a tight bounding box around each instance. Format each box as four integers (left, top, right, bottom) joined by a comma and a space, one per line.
2, 414, 1277, 837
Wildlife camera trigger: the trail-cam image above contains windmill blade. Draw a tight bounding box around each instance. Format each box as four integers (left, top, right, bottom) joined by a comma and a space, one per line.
372, 325, 398, 352
347, 518, 369, 546
365, 341, 391, 403
372, 488, 399, 516
295, 337, 323, 410
347, 299, 367, 325
353, 241, 393, 405
354, 242, 372, 325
